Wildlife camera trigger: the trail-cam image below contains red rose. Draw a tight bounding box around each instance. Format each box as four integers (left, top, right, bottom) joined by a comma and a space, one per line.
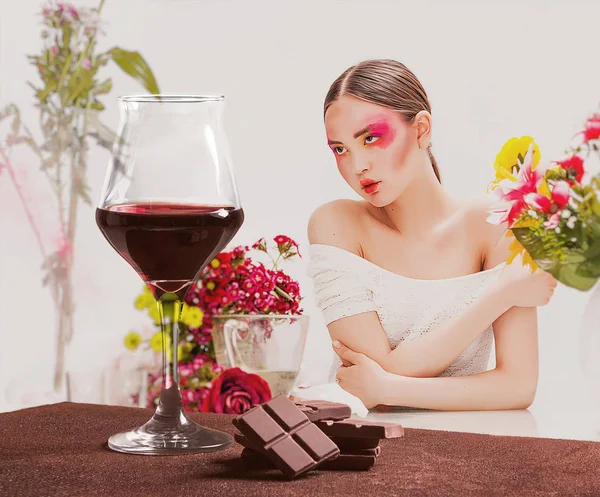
201, 367, 272, 414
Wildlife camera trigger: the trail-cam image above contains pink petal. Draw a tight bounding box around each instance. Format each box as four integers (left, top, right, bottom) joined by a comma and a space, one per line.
551, 181, 571, 208
517, 144, 535, 182
532, 161, 550, 186
524, 193, 552, 212
544, 214, 560, 229
508, 200, 527, 225
486, 206, 509, 225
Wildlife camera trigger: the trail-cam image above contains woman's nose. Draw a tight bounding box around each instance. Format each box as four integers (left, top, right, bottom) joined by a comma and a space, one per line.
352, 152, 372, 174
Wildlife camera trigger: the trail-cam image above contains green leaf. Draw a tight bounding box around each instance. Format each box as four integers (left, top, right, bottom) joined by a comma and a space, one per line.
107, 47, 160, 94
584, 238, 600, 260
556, 263, 597, 291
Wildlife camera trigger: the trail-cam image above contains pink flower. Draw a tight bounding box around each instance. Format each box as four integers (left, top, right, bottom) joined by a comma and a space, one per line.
274, 235, 293, 245
252, 238, 267, 250
81, 58, 91, 70
575, 113, 600, 144
182, 389, 197, 404
487, 144, 549, 226
179, 363, 195, 377
554, 155, 584, 184
524, 180, 571, 230
51, 45, 58, 56
274, 235, 302, 257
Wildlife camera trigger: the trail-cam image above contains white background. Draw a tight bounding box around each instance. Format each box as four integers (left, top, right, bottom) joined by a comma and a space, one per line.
1, 0, 600, 412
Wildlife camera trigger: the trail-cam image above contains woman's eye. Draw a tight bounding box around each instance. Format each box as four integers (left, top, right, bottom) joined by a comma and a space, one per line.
365, 135, 380, 144
334, 146, 347, 155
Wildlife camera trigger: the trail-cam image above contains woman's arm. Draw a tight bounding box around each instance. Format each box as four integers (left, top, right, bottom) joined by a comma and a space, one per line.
309, 201, 512, 377
328, 285, 511, 377
335, 301, 538, 410
334, 215, 542, 410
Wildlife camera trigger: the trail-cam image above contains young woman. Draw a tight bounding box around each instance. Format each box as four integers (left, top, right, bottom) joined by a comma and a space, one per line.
306, 59, 557, 411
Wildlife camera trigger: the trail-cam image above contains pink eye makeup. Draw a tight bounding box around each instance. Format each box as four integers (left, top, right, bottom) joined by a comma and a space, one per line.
364, 121, 395, 149
326, 117, 397, 160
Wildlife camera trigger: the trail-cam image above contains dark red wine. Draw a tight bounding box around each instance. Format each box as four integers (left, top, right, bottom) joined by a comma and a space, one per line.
96, 203, 244, 299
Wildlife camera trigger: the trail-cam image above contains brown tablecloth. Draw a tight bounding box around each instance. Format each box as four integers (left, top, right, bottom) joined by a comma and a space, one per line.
0, 402, 599, 496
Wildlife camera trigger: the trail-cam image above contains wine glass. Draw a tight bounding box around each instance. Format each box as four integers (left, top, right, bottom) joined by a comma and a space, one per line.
95, 94, 244, 454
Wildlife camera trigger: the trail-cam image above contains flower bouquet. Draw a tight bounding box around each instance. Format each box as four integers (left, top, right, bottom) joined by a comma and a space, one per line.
486, 107, 600, 291
0, 1, 159, 390
123, 235, 304, 413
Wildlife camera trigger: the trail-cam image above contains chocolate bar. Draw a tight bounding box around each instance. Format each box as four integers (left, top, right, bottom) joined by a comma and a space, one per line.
232, 395, 340, 479
293, 400, 352, 422
330, 436, 381, 451
236, 432, 380, 457
240, 447, 378, 471
316, 419, 404, 439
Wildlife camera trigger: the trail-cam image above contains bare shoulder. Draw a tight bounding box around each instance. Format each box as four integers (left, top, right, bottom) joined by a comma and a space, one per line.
307, 199, 367, 253
462, 195, 511, 269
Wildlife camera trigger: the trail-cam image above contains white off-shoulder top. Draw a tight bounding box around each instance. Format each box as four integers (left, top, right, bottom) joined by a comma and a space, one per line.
306, 243, 506, 381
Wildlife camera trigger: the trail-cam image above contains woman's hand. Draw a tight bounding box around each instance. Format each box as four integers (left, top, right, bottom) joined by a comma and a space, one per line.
332, 340, 392, 408
491, 255, 558, 308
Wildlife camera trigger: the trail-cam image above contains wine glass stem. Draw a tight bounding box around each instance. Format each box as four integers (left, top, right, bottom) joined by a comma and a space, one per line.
156, 297, 184, 417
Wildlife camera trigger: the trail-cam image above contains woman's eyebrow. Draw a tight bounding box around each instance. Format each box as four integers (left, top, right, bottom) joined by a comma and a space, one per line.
327, 121, 388, 145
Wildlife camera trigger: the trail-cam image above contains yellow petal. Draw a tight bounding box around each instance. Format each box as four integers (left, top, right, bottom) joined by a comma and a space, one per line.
537, 178, 551, 199
494, 136, 541, 182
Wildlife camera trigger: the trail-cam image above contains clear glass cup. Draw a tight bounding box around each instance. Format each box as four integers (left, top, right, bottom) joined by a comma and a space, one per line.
66, 367, 147, 407
95, 94, 243, 454
211, 314, 309, 397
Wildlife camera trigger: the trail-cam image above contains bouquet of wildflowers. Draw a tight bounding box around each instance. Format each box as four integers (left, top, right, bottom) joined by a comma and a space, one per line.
124, 235, 304, 412
0, 0, 159, 389
486, 107, 600, 291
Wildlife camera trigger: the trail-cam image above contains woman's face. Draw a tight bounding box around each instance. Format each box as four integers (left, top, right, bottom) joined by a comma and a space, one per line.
324, 95, 421, 207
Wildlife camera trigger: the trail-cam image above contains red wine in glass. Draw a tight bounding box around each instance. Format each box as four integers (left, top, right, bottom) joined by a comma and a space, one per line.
96, 203, 244, 300
97, 94, 245, 455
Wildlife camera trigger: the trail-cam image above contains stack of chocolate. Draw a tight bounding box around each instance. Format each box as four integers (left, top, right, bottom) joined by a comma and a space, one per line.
232, 395, 404, 479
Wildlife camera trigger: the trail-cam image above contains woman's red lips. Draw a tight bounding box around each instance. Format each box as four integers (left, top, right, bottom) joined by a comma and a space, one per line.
360, 178, 379, 188
360, 179, 381, 195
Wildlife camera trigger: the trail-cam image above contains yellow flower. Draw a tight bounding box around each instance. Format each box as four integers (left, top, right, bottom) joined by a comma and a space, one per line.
206, 281, 216, 291
124, 331, 142, 351
210, 258, 220, 268
178, 342, 194, 362
506, 231, 539, 271
134, 285, 156, 310
150, 331, 171, 352
181, 304, 204, 328
489, 136, 541, 190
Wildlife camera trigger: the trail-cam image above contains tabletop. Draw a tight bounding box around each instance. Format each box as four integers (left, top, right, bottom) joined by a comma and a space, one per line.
1, 401, 599, 497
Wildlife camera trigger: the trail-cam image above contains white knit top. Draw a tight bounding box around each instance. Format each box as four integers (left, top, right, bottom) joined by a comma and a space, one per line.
306, 243, 506, 382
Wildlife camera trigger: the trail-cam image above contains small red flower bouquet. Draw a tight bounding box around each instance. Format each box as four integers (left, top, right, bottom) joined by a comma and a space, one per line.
125, 235, 303, 413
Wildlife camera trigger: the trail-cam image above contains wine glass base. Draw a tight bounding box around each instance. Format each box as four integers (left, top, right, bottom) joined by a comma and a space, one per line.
107, 412, 234, 455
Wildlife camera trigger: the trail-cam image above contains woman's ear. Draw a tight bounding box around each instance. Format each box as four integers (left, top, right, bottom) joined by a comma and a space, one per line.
414, 110, 432, 149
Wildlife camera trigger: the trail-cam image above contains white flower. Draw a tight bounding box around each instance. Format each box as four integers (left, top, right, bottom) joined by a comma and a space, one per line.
527, 210, 538, 218
561, 209, 572, 219
566, 217, 576, 229
571, 238, 577, 242
555, 227, 561, 234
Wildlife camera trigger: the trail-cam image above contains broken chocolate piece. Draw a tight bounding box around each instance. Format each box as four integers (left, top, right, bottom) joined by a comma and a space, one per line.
232, 395, 339, 479
241, 447, 377, 471
236, 432, 380, 458
330, 436, 381, 451
294, 399, 352, 422
316, 419, 404, 439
